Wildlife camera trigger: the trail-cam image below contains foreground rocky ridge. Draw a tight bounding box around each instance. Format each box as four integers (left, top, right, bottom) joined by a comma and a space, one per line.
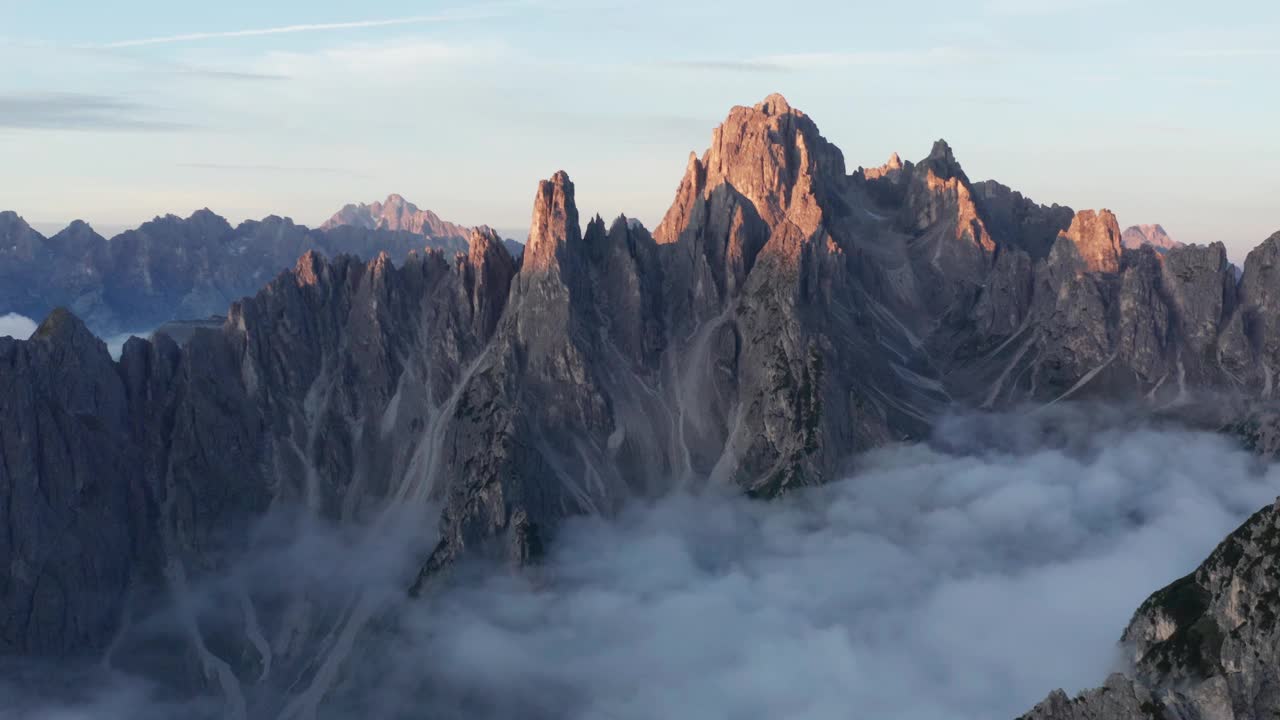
4, 94, 1280, 714
0, 196, 482, 335
1022, 498, 1280, 719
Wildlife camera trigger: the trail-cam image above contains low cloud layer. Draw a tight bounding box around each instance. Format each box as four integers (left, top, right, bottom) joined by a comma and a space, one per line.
5, 408, 1279, 719
0, 312, 37, 339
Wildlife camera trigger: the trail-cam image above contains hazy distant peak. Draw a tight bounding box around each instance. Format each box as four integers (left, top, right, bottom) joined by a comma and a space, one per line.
321, 195, 469, 239
1122, 223, 1182, 252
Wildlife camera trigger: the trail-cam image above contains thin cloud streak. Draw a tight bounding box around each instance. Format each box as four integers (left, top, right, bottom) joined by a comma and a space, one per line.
101, 9, 507, 48
0, 92, 193, 132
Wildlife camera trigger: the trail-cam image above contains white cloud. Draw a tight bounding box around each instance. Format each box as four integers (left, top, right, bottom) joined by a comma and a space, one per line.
0, 312, 36, 339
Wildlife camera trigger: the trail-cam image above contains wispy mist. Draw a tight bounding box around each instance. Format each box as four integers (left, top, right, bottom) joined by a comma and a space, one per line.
4, 408, 1277, 719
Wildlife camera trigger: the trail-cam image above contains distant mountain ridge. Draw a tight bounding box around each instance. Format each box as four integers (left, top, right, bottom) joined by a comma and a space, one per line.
0, 198, 503, 335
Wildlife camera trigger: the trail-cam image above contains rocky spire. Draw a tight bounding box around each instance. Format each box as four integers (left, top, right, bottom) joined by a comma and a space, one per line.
920, 139, 967, 182
522, 170, 581, 273
1059, 209, 1122, 273
464, 226, 518, 339
863, 152, 907, 182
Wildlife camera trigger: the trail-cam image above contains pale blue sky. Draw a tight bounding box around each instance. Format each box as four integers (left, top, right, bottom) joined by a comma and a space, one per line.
1, 0, 1276, 257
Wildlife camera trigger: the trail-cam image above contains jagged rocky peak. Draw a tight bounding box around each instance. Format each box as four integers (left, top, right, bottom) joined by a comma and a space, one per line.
0, 210, 43, 260
920, 138, 967, 182
522, 170, 580, 272
292, 248, 329, 287
467, 224, 509, 261
131, 207, 234, 238
863, 151, 906, 180
1058, 209, 1123, 273
33, 306, 103, 350
900, 137, 994, 261
49, 219, 108, 255
321, 193, 469, 239
0, 209, 34, 234
462, 226, 518, 339
659, 92, 845, 241
1123, 223, 1182, 252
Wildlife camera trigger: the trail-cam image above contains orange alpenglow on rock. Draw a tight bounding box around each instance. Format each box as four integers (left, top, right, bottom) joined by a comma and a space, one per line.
1059, 209, 1123, 274
522, 170, 579, 273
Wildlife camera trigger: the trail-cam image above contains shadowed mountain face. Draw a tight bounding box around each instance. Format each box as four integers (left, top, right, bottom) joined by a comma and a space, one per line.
4, 94, 1280, 717
0, 199, 485, 335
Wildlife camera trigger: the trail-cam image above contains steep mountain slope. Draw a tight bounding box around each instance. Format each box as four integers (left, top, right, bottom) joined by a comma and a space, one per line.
3, 94, 1280, 716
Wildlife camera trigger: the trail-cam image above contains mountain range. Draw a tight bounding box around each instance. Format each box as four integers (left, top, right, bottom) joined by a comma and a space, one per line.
3, 93, 1280, 718
0, 197, 516, 336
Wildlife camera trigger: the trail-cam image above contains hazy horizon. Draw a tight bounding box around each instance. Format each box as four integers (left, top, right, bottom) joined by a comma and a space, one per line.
2, 0, 1278, 259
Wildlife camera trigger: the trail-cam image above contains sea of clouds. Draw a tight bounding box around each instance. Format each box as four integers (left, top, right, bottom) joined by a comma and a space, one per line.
5, 407, 1279, 719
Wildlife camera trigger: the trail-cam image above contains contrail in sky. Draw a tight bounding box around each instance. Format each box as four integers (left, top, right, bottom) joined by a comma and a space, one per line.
102, 10, 503, 48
